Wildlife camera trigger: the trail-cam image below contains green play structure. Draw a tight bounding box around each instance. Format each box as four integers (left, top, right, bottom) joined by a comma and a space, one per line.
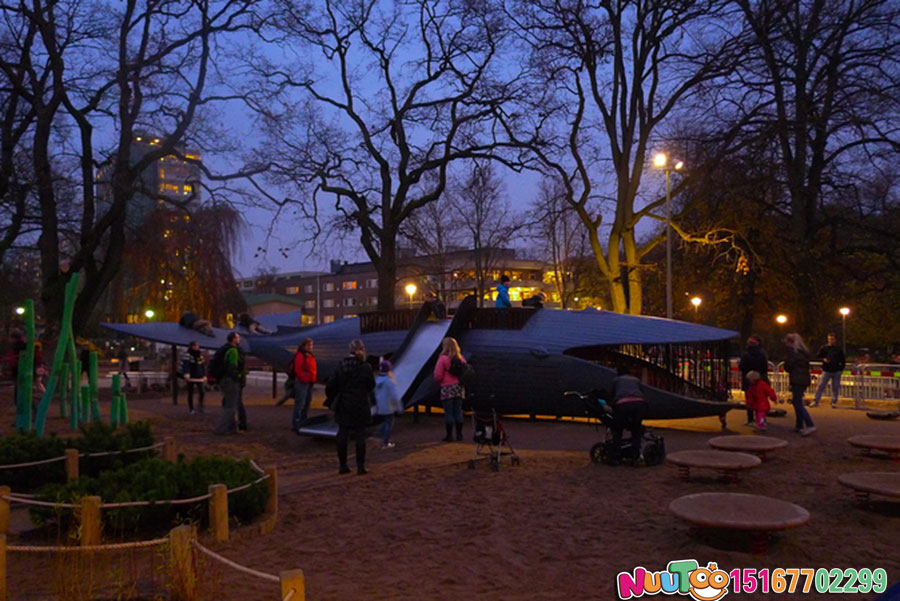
12, 273, 128, 436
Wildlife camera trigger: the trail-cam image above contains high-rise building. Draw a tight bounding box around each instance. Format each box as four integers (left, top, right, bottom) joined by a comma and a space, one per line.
96, 132, 203, 227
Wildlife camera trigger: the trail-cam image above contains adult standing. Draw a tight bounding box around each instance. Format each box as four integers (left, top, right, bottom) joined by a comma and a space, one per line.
325, 339, 375, 475
812, 333, 846, 408
116, 346, 131, 388
434, 337, 467, 442
181, 341, 206, 414
783, 333, 816, 436
214, 332, 247, 435
291, 338, 317, 432
738, 336, 769, 426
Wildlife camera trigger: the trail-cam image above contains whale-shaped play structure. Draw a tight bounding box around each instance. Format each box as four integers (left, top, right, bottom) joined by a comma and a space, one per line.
103, 296, 740, 435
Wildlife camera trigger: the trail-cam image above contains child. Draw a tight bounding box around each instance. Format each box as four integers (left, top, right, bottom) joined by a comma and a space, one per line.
374, 360, 403, 449
745, 370, 777, 431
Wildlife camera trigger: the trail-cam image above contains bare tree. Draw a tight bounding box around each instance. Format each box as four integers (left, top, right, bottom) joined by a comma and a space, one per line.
506, 0, 745, 314
0, 0, 261, 334
531, 178, 586, 309
399, 195, 464, 302
449, 160, 527, 306
733, 0, 900, 332
254, 0, 530, 309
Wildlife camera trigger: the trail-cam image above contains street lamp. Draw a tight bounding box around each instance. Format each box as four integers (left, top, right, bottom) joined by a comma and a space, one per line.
839, 307, 850, 355
144, 309, 155, 320
690, 296, 702, 318
405, 283, 417, 309
653, 152, 683, 319
775, 314, 788, 325
14, 306, 25, 315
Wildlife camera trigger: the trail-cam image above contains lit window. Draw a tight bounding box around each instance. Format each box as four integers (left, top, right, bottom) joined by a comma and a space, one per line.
344, 314, 357, 319
183, 184, 193, 194
323, 299, 335, 308
159, 169, 166, 178
323, 315, 335, 323
323, 282, 334, 292
286, 287, 299, 295
342, 281, 357, 290
343, 297, 356, 307
185, 153, 201, 161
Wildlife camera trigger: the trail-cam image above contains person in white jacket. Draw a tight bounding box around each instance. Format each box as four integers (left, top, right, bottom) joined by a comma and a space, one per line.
374, 360, 404, 448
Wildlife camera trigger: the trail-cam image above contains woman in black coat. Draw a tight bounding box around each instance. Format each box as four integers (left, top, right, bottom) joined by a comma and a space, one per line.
783, 333, 815, 435
325, 339, 375, 475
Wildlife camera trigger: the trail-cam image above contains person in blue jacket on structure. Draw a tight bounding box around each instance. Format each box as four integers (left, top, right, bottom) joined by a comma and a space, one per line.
495, 275, 511, 308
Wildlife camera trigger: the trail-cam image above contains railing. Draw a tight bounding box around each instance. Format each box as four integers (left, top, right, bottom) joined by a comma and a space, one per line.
359, 309, 419, 333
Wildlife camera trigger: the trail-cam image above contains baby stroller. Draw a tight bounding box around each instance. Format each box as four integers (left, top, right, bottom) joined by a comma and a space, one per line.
467, 409, 520, 471
568, 391, 666, 467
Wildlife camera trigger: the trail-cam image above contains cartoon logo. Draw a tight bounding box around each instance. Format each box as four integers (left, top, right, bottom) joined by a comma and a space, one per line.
617, 559, 730, 601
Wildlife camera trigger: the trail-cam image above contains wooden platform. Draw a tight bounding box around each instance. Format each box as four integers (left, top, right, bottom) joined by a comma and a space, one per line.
666, 450, 760, 482
838, 472, 900, 505
708, 435, 788, 459
847, 435, 900, 460
669, 492, 809, 554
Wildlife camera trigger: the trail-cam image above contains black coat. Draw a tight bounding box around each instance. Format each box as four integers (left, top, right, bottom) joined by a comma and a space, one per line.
784, 348, 811, 387
817, 344, 846, 373
181, 349, 207, 380
325, 356, 375, 428
738, 346, 769, 390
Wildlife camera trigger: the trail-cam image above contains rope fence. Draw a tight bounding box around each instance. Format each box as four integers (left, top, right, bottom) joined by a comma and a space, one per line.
0, 440, 165, 471
8, 538, 168, 553
191, 539, 280, 583
0, 455, 66, 470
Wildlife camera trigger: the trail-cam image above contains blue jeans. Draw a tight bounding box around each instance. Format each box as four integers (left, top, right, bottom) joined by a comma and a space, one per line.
813, 371, 841, 405
377, 414, 395, 444
791, 385, 814, 430
292, 381, 313, 430
442, 398, 463, 425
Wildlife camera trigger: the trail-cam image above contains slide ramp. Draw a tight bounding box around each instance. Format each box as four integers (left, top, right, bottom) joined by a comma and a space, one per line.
391, 320, 453, 405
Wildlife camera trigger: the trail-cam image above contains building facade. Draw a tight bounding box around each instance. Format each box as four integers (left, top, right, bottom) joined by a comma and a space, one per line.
237, 248, 552, 324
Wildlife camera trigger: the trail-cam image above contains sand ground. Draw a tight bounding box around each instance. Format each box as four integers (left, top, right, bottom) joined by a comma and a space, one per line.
4, 384, 900, 600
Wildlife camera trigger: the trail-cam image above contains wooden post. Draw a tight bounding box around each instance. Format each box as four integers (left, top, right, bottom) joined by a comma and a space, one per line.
280, 569, 305, 601
80, 496, 102, 546
208, 484, 228, 542
65, 448, 80, 482
163, 436, 177, 462
0, 534, 6, 601
168, 525, 196, 600
265, 467, 278, 516
0, 486, 9, 535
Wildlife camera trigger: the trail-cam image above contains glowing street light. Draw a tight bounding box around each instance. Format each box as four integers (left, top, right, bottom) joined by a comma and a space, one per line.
653, 152, 684, 319
839, 307, 850, 355
144, 309, 155, 320
14, 306, 25, 315
690, 296, 702, 318
775, 314, 788, 325
405, 283, 417, 309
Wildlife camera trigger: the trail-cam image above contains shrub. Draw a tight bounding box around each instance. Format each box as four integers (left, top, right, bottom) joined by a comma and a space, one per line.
0, 432, 66, 491
71, 422, 156, 477
31, 456, 269, 537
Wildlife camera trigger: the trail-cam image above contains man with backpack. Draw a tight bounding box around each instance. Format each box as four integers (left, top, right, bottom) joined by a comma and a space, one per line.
290, 338, 317, 432
212, 332, 248, 435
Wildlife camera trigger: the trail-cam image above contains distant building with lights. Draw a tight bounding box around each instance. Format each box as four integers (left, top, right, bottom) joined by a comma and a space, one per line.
236, 248, 553, 324
96, 132, 203, 227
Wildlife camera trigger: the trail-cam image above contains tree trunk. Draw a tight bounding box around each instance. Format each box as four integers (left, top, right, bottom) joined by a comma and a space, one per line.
376, 236, 397, 311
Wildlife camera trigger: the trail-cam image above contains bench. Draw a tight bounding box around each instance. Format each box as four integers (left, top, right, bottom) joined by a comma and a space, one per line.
669, 492, 809, 554
666, 450, 761, 482
708, 435, 788, 460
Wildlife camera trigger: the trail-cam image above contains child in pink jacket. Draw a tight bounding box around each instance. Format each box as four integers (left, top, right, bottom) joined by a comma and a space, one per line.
745, 370, 777, 431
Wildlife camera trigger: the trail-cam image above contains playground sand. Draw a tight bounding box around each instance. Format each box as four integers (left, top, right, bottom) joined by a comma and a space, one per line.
4, 385, 900, 600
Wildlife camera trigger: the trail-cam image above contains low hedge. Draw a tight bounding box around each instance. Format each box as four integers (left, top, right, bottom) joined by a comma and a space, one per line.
31, 456, 268, 536
0, 422, 155, 491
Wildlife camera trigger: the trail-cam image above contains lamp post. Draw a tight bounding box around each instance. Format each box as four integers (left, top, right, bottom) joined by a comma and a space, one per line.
653, 152, 683, 319
839, 307, 850, 355
405, 283, 417, 310
144, 309, 155, 321
690, 296, 702, 319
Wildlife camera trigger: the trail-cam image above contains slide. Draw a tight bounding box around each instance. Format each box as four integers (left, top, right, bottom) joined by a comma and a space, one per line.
391, 320, 453, 405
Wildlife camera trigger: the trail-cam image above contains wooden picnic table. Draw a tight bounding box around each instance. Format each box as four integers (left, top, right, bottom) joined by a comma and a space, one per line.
847, 435, 900, 460
666, 450, 761, 482
838, 472, 900, 505
708, 435, 788, 460
669, 492, 809, 554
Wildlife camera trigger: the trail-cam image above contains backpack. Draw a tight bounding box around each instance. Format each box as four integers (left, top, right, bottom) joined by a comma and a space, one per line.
208, 344, 230, 380
449, 356, 474, 383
